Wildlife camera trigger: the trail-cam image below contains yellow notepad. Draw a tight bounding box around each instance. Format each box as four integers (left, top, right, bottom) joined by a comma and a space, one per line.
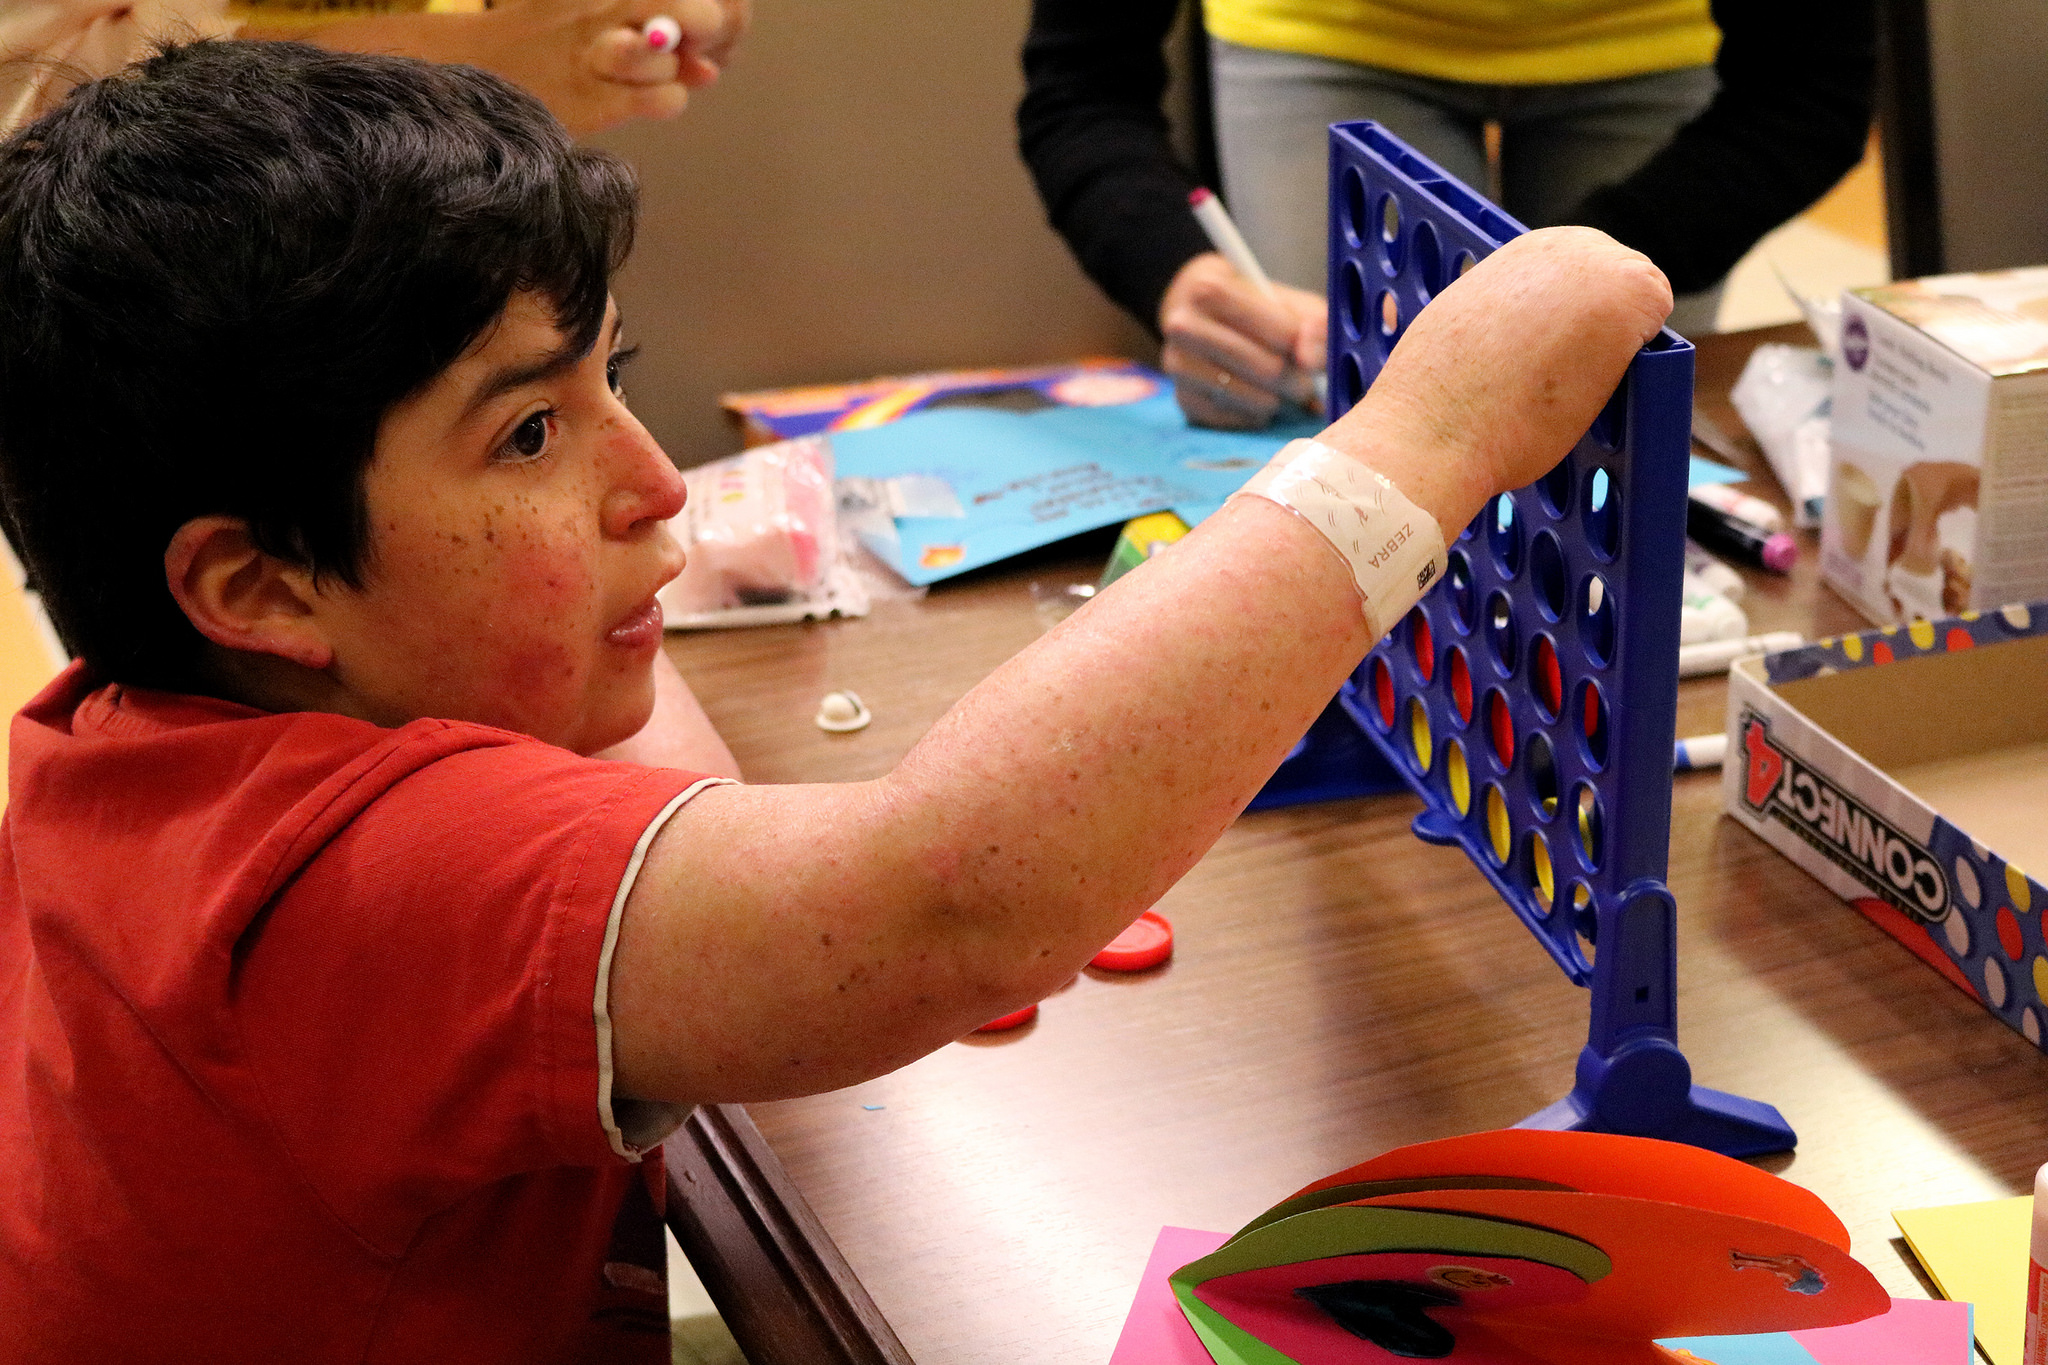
1894, 1195, 2033, 1365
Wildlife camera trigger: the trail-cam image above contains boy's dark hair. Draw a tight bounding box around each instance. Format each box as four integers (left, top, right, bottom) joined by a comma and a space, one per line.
0, 40, 638, 691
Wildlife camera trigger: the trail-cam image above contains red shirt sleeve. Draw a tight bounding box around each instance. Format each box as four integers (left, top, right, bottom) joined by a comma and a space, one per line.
229, 735, 718, 1258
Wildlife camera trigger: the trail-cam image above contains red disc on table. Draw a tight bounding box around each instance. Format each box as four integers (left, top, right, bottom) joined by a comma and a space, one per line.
1089, 911, 1174, 972
975, 1003, 1038, 1032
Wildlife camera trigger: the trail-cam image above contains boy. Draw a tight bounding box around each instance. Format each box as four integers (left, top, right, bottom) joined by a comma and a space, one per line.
0, 40, 1670, 1362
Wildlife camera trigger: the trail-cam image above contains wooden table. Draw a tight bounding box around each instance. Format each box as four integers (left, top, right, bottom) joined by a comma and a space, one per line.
661, 325, 2048, 1365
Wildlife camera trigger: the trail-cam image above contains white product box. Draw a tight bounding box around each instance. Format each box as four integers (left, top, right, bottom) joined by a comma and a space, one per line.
1825, 270, 2048, 624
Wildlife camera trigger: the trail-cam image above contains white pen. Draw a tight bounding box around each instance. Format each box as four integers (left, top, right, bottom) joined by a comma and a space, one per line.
1189, 188, 1276, 299
1676, 630, 1806, 678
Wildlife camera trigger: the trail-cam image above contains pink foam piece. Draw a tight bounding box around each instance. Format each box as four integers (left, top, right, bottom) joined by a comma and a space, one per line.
1108, 1227, 1229, 1364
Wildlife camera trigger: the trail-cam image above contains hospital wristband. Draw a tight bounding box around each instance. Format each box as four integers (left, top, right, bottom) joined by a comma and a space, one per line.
1232, 438, 1448, 640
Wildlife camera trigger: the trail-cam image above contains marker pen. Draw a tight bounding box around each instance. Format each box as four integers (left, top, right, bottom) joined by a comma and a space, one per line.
641, 15, 683, 52
1676, 631, 1806, 678
1686, 494, 1797, 573
1690, 482, 1785, 534
1680, 575, 1747, 644
1684, 541, 1745, 602
1189, 188, 1276, 300
1673, 733, 1727, 771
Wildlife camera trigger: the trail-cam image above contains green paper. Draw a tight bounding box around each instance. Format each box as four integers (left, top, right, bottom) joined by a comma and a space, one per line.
1175, 1290, 1303, 1365
1178, 1205, 1613, 1291
1170, 1207, 1608, 1365
1230, 1176, 1575, 1245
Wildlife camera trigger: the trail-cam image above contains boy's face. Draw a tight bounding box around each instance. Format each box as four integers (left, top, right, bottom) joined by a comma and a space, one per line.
308, 292, 685, 754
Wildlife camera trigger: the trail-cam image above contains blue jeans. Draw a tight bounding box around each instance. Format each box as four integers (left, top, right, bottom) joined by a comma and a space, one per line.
1211, 39, 1724, 335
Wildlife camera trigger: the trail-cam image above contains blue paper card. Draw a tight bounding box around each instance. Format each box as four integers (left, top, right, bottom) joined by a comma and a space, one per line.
828, 392, 1319, 585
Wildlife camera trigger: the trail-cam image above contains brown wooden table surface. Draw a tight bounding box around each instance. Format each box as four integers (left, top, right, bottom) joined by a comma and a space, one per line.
663, 325, 2048, 1365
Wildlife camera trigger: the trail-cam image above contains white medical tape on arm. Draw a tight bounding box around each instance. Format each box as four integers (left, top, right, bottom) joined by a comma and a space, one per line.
1232, 437, 1449, 640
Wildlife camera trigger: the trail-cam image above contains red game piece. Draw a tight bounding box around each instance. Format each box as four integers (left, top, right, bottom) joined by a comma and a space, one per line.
975, 1003, 1038, 1032
1090, 910, 1173, 972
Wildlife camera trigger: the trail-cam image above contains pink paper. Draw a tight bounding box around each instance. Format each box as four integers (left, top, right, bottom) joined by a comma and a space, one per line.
1107, 1227, 1229, 1365
1791, 1296, 1973, 1365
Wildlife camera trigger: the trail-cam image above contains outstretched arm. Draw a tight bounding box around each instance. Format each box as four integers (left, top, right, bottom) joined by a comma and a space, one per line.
610, 228, 1673, 1108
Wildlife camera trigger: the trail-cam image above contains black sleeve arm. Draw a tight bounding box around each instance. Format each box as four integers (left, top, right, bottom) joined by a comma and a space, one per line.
1017, 0, 1216, 333
1573, 0, 1876, 294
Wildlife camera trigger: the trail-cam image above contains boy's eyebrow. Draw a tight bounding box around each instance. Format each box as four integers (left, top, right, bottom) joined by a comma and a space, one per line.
457, 312, 621, 424
460, 340, 585, 422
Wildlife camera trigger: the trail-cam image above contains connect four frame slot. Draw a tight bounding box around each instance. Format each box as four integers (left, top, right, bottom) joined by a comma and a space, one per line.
1326, 121, 1794, 1157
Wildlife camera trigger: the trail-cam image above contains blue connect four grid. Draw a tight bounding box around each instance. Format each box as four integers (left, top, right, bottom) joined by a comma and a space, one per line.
1325, 122, 1794, 1156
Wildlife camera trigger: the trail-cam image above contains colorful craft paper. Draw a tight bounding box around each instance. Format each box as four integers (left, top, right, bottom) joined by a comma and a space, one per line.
1151, 1132, 1893, 1365
1116, 1228, 1972, 1365
1894, 1194, 2032, 1365
1337, 1189, 1882, 1339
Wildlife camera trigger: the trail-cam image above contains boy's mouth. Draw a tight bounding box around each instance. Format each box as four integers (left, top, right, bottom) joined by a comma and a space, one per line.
604, 599, 665, 649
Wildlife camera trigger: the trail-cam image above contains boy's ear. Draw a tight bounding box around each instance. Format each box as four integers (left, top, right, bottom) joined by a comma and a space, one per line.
164, 516, 335, 671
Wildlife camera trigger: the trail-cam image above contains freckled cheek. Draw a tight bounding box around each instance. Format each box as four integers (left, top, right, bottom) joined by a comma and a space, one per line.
487, 541, 595, 618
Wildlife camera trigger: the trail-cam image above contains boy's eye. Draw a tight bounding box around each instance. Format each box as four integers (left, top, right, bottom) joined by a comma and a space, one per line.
500, 410, 556, 462
607, 345, 640, 397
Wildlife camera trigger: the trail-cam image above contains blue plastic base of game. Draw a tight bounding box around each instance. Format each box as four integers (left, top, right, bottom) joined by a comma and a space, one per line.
1518, 1044, 1799, 1160
1247, 700, 1406, 812
1325, 119, 1794, 1156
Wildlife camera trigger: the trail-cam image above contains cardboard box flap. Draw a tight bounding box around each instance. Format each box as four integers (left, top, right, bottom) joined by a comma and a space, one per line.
1856, 274, 2048, 377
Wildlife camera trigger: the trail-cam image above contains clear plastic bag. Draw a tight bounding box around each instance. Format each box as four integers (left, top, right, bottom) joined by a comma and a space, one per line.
1729, 344, 1833, 529
658, 437, 871, 629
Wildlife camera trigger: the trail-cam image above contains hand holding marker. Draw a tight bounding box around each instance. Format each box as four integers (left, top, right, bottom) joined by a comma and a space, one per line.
1188, 188, 1328, 410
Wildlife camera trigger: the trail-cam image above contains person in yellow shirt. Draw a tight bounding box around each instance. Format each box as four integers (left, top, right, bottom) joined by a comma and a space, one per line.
1021, 0, 1873, 429
1210, 0, 1735, 333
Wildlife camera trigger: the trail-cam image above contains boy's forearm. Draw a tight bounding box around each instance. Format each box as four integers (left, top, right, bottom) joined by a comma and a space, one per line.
614, 419, 1486, 1104
613, 491, 1380, 1099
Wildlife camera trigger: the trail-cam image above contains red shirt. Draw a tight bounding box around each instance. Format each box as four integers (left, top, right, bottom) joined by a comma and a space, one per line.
0, 666, 723, 1363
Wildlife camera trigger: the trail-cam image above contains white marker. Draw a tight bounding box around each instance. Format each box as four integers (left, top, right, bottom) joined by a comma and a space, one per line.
1189, 188, 1276, 299
1676, 630, 1806, 678
1683, 541, 1745, 602
641, 15, 684, 52
1674, 733, 1727, 771
1690, 482, 1785, 535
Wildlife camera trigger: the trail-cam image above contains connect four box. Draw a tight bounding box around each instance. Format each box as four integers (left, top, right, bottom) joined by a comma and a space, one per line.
1723, 604, 2048, 1052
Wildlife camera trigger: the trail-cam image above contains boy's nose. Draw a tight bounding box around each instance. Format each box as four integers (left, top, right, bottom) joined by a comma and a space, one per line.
603, 429, 687, 536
